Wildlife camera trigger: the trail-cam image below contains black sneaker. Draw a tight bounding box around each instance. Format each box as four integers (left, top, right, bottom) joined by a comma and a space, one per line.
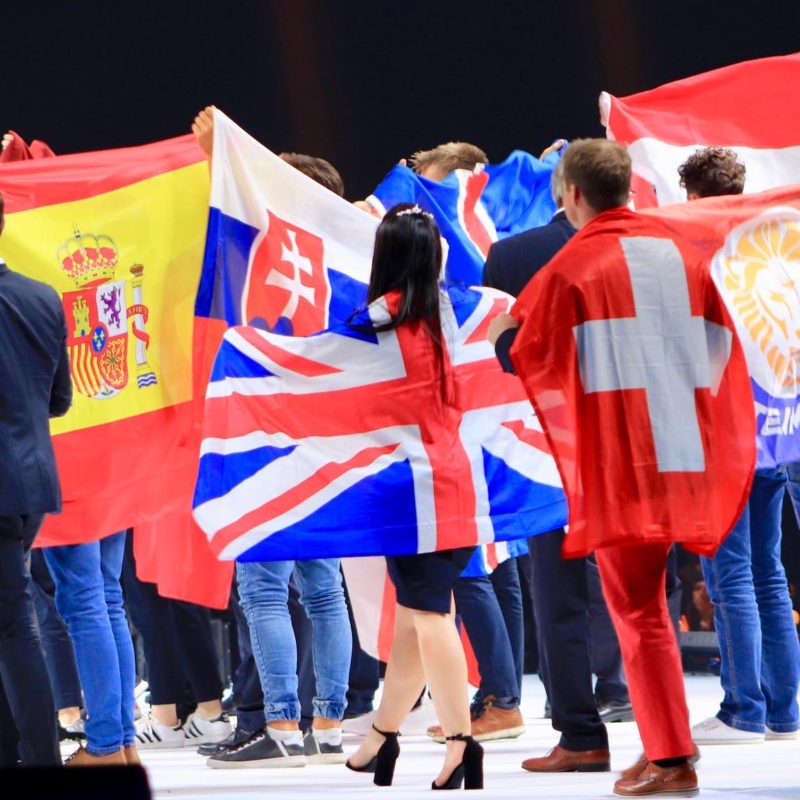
303, 729, 346, 765
206, 729, 306, 769
597, 700, 635, 723
197, 725, 265, 756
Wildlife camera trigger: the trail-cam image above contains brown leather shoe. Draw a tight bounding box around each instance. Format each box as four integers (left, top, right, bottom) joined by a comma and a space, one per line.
613, 761, 698, 796
428, 697, 526, 743
521, 744, 610, 772
125, 744, 141, 766
65, 745, 128, 767
620, 744, 701, 781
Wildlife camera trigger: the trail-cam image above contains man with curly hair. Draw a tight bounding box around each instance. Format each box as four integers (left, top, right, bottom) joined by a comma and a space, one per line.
677, 147, 746, 199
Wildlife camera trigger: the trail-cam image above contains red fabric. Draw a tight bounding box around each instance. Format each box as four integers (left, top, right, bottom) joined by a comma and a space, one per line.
607, 53, 800, 149
0, 134, 202, 213
510, 208, 755, 559
0, 130, 34, 162
596, 544, 693, 761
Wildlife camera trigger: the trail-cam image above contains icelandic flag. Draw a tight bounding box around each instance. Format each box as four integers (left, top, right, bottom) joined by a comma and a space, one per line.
366, 150, 561, 286
601, 53, 800, 209
194, 109, 376, 337
193, 283, 567, 562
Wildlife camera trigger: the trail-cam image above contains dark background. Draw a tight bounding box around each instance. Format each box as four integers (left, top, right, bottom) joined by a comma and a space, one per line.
3, 1, 799, 200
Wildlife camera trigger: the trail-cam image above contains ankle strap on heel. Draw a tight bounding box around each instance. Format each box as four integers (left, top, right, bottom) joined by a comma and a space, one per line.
372, 724, 400, 738
444, 733, 470, 741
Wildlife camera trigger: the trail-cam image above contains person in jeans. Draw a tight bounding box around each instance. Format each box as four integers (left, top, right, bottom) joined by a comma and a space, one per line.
45, 530, 138, 766
694, 467, 800, 742
192, 106, 354, 771
208, 558, 352, 768
674, 148, 800, 745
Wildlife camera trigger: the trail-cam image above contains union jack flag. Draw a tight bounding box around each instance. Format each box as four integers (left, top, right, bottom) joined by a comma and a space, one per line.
193, 283, 567, 562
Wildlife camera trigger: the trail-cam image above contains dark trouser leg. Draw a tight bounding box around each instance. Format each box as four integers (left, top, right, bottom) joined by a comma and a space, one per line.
0, 515, 59, 766
343, 577, 380, 716
454, 575, 520, 706
529, 528, 607, 751
122, 532, 187, 705
491, 558, 525, 702
586, 555, 629, 705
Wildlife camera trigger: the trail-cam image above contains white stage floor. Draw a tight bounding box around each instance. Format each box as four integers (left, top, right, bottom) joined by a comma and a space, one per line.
126, 675, 799, 799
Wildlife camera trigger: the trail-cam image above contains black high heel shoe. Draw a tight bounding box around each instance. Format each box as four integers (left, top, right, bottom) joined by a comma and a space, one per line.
432, 734, 484, 791
345, 724, 400, 786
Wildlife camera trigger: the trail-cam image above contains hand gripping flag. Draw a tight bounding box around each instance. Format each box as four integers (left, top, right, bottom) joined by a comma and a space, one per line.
601, 53, 800, 208
193, 284, 567, 561
643, 184, 800, 468
366, 150, 561, 286
510, 208, 756, 559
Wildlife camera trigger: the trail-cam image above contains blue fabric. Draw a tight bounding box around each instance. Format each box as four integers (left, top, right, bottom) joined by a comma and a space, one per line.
370, 151, 560, 287
236, 558, 351, 722
700, 468, 800, 733
45, 531, 136, 755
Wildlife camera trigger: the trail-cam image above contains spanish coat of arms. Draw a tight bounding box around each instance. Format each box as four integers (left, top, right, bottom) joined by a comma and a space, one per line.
58, 227, 157, 399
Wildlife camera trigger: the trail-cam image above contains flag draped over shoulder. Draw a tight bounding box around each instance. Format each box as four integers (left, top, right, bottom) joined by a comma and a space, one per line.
0, 135, 208, 546
643, 185, 800, 468
193, 284, 567, 562
602, 53, 800, 208
366, 151, 560, 286
510, 208, 756, 559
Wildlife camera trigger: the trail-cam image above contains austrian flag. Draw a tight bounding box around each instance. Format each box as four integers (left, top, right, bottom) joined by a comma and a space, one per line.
192, 284, 567, 562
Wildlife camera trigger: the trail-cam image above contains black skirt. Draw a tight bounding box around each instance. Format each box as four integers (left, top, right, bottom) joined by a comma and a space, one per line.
386, 546, 477, 613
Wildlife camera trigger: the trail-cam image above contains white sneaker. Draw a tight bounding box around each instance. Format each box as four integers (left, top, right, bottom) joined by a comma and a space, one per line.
342, 710, 376, 736
341, 699, 439, 737
135, 713, 186, 749
766, 727, 799, 741
400, 698, 439, 736
691, 716, 765, 744
184, 711, 233, 745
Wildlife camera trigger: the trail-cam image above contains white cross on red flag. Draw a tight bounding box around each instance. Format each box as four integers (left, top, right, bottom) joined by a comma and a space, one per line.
510, 208, 756, 558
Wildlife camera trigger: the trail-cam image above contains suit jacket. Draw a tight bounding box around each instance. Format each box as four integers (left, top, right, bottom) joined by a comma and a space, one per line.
0, 259, 72, 516
482, 210, 576, 373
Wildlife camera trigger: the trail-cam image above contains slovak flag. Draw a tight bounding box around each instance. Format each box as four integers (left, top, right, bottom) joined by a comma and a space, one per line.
366, 151, 560, 286
510, 208, 756, 558
193, 283, 567, 562
601, 53, 800, 208
194, 109, 376, 339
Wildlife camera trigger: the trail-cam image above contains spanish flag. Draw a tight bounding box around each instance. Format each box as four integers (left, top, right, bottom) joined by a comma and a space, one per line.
0, 135, 209, 548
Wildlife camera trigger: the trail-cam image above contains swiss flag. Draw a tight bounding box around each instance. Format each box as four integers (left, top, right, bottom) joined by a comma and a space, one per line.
510, 208, 756, 559
246, 211, 329, 335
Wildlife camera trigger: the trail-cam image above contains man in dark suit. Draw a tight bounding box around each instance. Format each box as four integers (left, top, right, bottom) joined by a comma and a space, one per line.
0, 190, 72, 765
484, 158, 629, 773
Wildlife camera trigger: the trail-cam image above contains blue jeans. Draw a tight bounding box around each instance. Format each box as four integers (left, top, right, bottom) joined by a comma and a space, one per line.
45, 531, 137, 755
700, 468, 800, 734
237, 559, 351, 723
454, 558, 524, 708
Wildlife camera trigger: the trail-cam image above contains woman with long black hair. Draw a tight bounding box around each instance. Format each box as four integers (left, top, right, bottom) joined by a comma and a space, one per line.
345, 203, 484, 790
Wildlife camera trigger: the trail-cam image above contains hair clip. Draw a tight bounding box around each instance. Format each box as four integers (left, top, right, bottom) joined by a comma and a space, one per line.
396, 204, 434, 219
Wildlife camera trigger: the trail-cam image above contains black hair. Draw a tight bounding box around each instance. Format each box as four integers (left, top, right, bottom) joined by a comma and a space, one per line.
351, 202, 449, 397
